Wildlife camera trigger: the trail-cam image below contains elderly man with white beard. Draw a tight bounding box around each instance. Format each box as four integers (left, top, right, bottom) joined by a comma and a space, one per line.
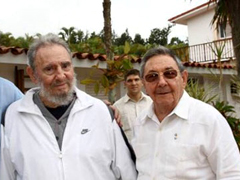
0, 33, 137, 180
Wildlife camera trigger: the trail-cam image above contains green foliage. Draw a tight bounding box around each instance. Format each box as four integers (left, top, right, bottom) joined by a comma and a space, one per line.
147, 24, 173, 46
209, 41, 226, 60
185, 78, 218, 103
231, 75, 240, 97
212, 101, 240, 149
70, 36, 106, 54
129, 44, 147, 57
13, 34, 34, 48
212, 101, 235, 114
59, 27, 76, 44
80, 42, 134, 102
0, 24, 185, 57
0, 32, 35, 48
80, 78, 96, 84
58, 27, 87, 45
186, 78, 240, 150
168, 37, 185, 45
80, 58, 133, 98
113, 29, 133, 46
211, 0, 228, 31
169, 44, 189, 62
133, 34, 145, 45
208, 41, 226, 87
124, 41, 131, 54
0, 32, 14, 46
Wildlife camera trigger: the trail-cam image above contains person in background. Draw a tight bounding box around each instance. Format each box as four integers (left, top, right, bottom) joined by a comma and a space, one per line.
1, 33, 137, 180
113, 69, 152, 142
0, 77, 23, 154
132, 46, 240, 179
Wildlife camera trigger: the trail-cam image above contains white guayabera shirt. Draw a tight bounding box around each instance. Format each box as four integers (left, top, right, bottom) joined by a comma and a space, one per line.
113, 92, 152, 142
132, 90, 240, 180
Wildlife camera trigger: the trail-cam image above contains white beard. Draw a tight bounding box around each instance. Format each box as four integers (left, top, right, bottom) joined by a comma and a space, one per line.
39, 77, 77, 106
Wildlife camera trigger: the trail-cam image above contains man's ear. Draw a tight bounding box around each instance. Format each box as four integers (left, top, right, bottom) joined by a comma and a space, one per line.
181, 70, 188, 89
26, 66, 38, 84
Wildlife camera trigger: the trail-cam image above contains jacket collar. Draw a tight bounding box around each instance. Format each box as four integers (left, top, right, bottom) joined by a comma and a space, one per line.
18, 87, 94, 115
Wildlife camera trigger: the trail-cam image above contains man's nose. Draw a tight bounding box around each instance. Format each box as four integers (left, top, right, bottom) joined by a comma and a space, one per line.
132, 80, 137, 84
55, 67, 66, 79
157, 74, 167, 86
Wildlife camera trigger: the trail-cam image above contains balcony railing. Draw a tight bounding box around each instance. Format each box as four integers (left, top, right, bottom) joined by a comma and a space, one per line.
172, 38, 235, 63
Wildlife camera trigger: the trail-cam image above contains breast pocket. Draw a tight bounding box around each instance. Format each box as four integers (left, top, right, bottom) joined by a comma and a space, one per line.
164, 143, 200, 179
121, 113, 131, 131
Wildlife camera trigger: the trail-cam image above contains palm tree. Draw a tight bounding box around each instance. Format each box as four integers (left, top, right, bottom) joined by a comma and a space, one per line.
82, 1, 134, 103
102, 0, 113, 61
14, 34, 34, 48
0, 32, 14, 47
205, 0, 240, 77
58, 27, 77, 45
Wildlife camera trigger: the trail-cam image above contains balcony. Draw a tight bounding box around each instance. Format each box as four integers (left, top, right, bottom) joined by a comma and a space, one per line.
172, 38, 235, 63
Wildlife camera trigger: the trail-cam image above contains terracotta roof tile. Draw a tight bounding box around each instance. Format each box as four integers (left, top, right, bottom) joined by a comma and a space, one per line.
183, 61, 235, 69
0, 46, 235, 70
0, 46, 27, 55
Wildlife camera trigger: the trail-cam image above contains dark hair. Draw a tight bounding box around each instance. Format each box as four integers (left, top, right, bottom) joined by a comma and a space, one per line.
124, 69, 140, 81
140, 46, 185, 78
27, 33, 71, 71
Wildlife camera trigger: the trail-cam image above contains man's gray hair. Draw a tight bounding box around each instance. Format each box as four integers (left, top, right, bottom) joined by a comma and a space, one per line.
27, 33, 71, 71
140, 46, 185, 78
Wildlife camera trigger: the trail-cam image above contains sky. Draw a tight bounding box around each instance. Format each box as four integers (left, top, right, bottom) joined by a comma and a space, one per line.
0, 0, 207, 41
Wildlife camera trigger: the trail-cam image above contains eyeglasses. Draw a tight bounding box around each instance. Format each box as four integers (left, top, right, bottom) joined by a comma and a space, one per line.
144, 69, 178, 82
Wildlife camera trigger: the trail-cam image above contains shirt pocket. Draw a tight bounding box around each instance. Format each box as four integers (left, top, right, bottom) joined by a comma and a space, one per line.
164, 143, 200, 179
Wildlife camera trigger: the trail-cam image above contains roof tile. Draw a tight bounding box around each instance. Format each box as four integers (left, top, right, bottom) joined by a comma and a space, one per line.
0, 46, 235, 70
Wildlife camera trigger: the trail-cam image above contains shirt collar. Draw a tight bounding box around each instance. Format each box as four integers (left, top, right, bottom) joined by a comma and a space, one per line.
170, 90, 190, 120
123, 92, 146, 103
139, 103, 156, 124
139, 90, 190, 124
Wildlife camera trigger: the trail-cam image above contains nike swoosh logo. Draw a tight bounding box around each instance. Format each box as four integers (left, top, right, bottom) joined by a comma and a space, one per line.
81, 129, 90, 134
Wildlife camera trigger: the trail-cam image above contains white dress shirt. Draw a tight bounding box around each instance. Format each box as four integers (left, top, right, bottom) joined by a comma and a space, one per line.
132, 90, 240, 180
114, 92, 152, 141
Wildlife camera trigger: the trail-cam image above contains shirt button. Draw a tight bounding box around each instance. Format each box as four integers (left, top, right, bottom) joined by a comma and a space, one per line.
59, 152, 63, 159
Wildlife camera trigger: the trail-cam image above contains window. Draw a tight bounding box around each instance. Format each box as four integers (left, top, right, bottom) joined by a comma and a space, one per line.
218, 22, 231, 39
231, 82, 238, 94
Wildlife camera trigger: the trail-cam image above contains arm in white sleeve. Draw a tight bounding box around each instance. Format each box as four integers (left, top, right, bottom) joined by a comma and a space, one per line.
207, 114, 240, 179
111, 120, 137, 180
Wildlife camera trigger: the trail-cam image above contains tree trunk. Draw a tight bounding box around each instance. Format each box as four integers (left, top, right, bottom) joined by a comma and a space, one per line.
226, 0, 240, 77
103, 0, 116, 103
103, 0, 113, 60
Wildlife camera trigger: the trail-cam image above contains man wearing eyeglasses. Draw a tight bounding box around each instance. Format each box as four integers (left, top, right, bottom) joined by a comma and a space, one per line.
132, 46, 240, 179
113, 69, 152, 142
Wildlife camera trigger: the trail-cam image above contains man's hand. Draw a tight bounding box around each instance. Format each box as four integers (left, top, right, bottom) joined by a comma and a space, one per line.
103, 100, 122, 127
